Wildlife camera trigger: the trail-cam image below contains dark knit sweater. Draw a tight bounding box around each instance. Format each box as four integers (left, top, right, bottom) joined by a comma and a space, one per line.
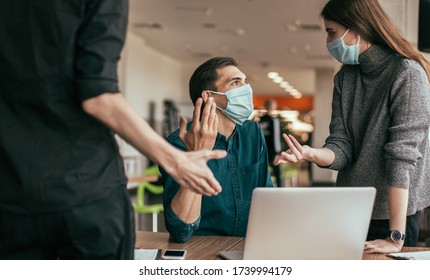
324, 45, 430, 219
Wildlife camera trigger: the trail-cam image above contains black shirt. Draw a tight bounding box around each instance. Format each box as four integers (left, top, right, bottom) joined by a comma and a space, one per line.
0, 0, 129, 214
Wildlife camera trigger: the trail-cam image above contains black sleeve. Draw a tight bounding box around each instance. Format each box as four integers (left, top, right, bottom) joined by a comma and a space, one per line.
75, 0, 129, 101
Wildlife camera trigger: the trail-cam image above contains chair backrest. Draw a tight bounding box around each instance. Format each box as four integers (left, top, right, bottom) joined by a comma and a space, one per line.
134, 178, 164, 232
144, 165, 161, 176
135, 165, 164, 208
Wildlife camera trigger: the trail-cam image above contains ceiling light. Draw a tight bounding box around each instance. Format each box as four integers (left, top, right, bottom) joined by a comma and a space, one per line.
268, 72, 302, 97
267, 72, 279, 79
280, 81, 290, 88
285, 24, 297, 32
273, 77, 283, 83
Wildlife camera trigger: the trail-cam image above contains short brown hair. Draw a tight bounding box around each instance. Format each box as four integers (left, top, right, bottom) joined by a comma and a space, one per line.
188, 57, 237, 105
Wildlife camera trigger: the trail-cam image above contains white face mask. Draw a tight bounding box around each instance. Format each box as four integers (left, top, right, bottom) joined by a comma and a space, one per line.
327, 29, 361, 65
207, 84, 254, 125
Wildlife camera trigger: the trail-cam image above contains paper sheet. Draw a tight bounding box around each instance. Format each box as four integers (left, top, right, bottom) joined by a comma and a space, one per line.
134, 249, 159, 260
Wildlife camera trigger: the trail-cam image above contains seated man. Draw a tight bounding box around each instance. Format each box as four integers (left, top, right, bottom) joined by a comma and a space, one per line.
160, 57, 273, 243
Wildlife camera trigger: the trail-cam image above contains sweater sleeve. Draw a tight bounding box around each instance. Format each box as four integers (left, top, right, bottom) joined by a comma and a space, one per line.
323, 73, 353, 170
384, 64, 430, 188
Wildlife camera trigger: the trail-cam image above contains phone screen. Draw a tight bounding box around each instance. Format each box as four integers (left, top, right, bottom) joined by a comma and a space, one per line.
163, 250, 185, 257
162, 249, 187, 259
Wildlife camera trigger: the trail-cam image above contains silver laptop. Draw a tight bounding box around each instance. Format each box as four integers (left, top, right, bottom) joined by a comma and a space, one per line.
220, 187, 376, 260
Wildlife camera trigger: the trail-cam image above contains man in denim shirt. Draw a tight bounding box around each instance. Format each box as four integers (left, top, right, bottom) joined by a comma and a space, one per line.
160, 57, 273, 243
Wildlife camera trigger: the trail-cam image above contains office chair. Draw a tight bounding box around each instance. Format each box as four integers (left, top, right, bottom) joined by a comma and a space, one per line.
133, 165, 164, 232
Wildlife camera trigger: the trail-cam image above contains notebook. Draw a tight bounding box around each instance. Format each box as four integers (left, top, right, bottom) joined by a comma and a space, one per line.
219, 187, 376, 260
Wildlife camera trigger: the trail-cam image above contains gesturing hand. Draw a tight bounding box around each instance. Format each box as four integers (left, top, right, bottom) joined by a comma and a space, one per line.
173, 149, 227, 196
274, 134, 312, 165
179, 97, 218, 151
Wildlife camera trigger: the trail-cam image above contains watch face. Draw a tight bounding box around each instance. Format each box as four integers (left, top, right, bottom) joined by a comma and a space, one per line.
390, 230, 403, 241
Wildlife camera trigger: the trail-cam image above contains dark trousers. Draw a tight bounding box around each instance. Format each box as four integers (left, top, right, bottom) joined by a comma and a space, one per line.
0, 186, 135, 259
367, 211, 421, 246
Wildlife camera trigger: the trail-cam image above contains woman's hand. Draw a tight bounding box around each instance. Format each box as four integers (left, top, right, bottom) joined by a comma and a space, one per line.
364, 239, 403, 254
274, 134, 313, 164
274, 134, 335, 167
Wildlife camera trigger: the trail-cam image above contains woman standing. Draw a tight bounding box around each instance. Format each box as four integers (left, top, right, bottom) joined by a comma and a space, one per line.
276, 0, 430, 253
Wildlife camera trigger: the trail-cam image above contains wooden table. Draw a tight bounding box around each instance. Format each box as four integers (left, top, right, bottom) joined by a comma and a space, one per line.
136, 231, 430, 260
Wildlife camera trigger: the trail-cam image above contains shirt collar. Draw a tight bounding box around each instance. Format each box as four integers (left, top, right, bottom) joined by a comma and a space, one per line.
215, 124, 238, 145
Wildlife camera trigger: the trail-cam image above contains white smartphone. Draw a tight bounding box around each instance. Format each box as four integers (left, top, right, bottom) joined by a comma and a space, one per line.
161, 249, 187, 260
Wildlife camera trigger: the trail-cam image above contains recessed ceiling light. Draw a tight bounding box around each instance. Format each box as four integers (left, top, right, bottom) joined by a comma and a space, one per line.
273, 77, 283, 83
267, 72, 279, 79
285, 23, 297, 32
280, 81, 290, 88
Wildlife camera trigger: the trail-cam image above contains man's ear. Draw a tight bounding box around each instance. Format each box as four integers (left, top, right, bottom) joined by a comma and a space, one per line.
201, 91, 210, 103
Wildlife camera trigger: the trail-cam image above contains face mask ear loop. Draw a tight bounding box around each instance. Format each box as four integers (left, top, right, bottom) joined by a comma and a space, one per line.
207, 90, 225, 96
206, 90, 228, 111
341, 29, 350, 39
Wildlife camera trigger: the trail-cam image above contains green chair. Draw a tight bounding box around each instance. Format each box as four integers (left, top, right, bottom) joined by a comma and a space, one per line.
133, 165, 164, 232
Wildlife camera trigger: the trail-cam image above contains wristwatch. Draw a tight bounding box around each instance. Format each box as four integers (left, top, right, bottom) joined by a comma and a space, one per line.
389, 230, 405, 242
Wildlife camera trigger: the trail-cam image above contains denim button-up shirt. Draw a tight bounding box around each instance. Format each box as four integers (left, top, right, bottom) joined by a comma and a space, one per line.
160, 120, 273, 243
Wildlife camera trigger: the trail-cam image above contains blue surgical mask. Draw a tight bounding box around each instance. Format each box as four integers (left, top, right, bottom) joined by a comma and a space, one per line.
208, 84, 254, 125
327, 29, 360, 65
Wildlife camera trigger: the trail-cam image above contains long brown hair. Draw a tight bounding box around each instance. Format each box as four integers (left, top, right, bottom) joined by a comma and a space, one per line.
321, 0, 430, 82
